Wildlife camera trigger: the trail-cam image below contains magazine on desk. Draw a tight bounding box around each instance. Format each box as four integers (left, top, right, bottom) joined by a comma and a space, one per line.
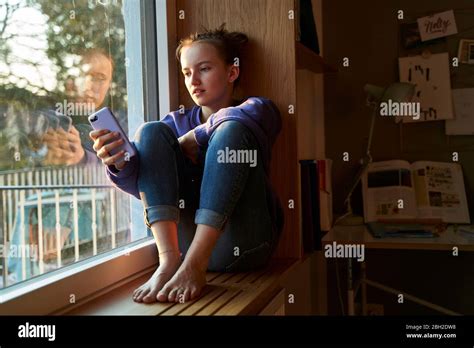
361, 160, 470, 224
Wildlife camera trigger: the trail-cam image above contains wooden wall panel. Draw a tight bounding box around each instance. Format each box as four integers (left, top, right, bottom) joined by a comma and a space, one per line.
174, 0, 299, 258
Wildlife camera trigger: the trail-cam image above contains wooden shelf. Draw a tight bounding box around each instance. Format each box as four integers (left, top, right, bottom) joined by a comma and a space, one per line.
296, 41, 337, 74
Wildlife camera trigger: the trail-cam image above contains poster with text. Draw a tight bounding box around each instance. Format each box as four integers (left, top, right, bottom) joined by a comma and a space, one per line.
398, 53, 454, 123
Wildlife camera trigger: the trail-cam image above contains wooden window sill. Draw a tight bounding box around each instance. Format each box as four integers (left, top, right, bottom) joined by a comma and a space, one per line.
63, 258, 299, 316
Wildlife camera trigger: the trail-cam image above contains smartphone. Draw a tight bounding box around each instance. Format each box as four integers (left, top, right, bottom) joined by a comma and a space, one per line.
88, 107, 136, 159
31, 111, 50, 137
45, 113, 59, 130
56, 114, 72, 132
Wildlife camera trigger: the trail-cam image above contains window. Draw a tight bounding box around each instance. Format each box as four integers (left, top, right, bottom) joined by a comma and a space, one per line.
0, 0, 162, 314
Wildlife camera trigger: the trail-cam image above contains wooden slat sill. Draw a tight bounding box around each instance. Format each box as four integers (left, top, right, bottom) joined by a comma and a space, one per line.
65, 258, 299, 315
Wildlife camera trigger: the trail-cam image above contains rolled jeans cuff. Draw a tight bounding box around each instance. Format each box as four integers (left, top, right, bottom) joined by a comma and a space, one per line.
144, 205, 180, 228
195, 208, 228, 231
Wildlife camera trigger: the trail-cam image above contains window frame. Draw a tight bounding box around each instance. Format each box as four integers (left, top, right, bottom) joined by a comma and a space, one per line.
0, 0, 174, 315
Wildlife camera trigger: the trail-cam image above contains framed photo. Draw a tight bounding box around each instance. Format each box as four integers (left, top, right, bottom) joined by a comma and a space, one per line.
400, 21, 443, 50
469, 43, 474, 64
457, 39, 474, 64
400, 22, 422, 49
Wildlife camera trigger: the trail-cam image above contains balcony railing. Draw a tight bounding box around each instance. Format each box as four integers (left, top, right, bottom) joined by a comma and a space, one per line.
0, 164, 131, 288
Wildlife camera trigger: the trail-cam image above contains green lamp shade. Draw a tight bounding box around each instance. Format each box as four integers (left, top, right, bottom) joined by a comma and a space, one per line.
381, 82, 415, 102
364, 83, 415, 103
364, 84, 385, 102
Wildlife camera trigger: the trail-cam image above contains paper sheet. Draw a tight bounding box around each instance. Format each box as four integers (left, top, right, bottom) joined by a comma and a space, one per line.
417, 10, 458, 42
398, 53, 454, 123
411, 161, 470, 223
445, 88, 474, 135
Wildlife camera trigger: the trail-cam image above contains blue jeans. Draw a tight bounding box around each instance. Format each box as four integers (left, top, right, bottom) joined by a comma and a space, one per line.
134, 120, 278, 272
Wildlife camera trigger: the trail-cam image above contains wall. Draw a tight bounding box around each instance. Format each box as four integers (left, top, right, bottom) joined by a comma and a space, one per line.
323, 0, 474, 314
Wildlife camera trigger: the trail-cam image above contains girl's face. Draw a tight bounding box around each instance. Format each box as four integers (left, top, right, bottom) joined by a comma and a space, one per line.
180, 42, 238, 108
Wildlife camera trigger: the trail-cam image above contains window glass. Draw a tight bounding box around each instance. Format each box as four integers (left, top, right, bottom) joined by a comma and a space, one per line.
0, 0, 143, 289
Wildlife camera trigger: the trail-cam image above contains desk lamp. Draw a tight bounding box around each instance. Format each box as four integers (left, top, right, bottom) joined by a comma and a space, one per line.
335, 82, 416, 226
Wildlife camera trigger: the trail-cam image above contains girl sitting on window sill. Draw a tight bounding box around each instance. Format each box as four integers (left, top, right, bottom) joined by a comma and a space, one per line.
90, 23, 284, 304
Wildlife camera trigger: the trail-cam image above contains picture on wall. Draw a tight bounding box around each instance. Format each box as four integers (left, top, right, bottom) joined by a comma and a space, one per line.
398, 52, 454, 123
457, 39, 474, 64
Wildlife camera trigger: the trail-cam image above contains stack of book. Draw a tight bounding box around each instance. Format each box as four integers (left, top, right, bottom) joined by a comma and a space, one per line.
300, 159, 333, 252
367, 222, 436, 238
457, 225, 474, 239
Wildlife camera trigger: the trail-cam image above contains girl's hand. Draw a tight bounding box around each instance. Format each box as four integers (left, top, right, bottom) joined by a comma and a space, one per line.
89, 129, 127, 170
179, 130, 199, 164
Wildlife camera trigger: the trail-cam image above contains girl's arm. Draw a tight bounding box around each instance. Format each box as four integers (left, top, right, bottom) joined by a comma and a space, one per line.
104, 114, 180, 200
105, 148, 141, 200
193, 96, 282, 149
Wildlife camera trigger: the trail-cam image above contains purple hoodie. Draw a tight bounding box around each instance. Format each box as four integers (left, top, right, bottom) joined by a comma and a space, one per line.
106, 96, 284, 235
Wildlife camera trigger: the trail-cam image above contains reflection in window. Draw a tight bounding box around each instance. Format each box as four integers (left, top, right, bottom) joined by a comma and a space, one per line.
0, 0, 139, 289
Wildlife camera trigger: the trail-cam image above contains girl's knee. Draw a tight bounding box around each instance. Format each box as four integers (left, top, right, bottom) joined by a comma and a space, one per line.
214, 120, 247, 136
210, 121, 256, 146
135, 122, 176, 144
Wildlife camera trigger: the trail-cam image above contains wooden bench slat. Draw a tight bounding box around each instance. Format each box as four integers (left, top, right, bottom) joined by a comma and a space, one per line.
212, 263, 292, 315
179, 285, 228, 315
206, 272, 222, 282
210, 268, 267, 287
258, 288, 285, 315
159, 285, 217, 316
190, 271, 268, 316
210, 272, 240, 284
234, 269, 269, 285
195, 288, 243, 316
214, 274, 281, 315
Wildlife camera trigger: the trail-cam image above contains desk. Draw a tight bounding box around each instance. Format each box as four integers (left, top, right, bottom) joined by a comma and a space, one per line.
322, 224, 474, 315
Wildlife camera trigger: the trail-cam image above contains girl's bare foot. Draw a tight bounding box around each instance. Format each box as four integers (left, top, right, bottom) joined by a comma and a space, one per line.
132, 252, 182, 303
157, 260, 207, 303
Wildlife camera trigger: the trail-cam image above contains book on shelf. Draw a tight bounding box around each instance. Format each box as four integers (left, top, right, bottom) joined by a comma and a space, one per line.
317, 159, 333, 231
299, 160, 321, 252
362, 160, 470, 224
296, 0, 320, 55
300, 159, 334, 252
